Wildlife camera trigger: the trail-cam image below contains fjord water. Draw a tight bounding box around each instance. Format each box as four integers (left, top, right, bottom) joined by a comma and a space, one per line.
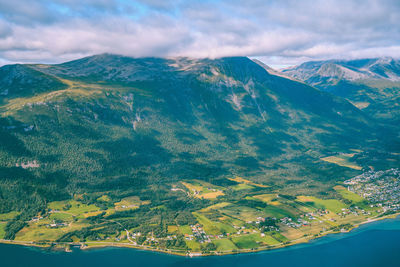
1, 217, 400, 267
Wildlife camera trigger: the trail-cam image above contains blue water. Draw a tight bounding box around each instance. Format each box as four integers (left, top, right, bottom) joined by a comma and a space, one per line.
1, 217, 400, 267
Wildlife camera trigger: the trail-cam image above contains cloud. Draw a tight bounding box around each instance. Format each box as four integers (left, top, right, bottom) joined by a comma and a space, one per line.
0, 1, 61, 25
0, 19, 12, 38
0, 0, 399, 66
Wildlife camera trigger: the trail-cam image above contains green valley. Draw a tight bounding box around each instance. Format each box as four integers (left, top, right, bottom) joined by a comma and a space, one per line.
0, 54, 399, 256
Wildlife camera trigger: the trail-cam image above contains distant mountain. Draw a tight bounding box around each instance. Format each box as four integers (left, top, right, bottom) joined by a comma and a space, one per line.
282, 57, 400, 123
251, 59, 298, 81
0, 54, 398, 239
282, 57, 400, 84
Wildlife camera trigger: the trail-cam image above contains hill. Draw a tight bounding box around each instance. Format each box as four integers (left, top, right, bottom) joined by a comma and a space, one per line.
0, 54, 398, 242
282, 57, 400, 123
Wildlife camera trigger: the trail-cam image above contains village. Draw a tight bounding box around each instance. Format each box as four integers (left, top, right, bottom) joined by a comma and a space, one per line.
345, 168, 400, 213
3, 169, 400, 255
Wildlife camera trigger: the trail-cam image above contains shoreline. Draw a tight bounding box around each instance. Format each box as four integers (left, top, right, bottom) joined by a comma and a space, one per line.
1, 212, 399, 257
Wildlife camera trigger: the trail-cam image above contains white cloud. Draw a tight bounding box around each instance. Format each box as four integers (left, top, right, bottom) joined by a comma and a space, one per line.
0, 0, 399, 66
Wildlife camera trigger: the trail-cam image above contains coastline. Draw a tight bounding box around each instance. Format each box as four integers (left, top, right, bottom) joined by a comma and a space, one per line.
1, 212, 399, 257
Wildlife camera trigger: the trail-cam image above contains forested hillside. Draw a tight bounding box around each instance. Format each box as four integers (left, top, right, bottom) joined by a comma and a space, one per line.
0, 54, 398, 241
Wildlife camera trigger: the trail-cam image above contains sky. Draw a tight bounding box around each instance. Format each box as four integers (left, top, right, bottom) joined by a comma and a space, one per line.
0, 0, 399, 68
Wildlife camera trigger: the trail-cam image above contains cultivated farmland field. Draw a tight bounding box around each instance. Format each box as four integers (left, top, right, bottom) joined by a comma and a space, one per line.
297, 196, 348, 213
213, 239, 237, 251
334, 185, 365, 203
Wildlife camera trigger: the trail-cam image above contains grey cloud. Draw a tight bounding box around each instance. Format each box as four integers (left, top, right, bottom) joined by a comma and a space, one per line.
0, 0, 138, 26
0, 19, 12, 38
0, 0, 57, 25
136, 0, 179, 9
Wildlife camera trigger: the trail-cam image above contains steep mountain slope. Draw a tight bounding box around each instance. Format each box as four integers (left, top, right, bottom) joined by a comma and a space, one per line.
0, 54, 397, 239
0, 64, 67, 100
282, 58, 400, 123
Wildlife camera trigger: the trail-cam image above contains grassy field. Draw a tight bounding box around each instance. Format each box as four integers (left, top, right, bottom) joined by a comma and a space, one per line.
231, 233, 280, 249
0, 211, 20, 221
2, 81, 103, 116
219, 205, 265, 222
262, 205, 296, 219
320, 153, 362, 170
214, 221, 236, 234
185, 240, 201, 251
228, 177, 269, 188
270, 232, 289, 243
15, 219, 88, 242
49, 213, 74, 222
334, 185, 365, 203
232, 183, 254, 191
231, 234, 259, 249
181, 181, 203, 192
179, 225, 193, 235
114, 196, 149, 210
49, 200, 100, 217
217, 215, 245, 228
297, 196, 348, 213
193, 210, 237, 234
262, 234, 281, 245
200, 191, 225, 199
252, 194, 280, 205
83, 211, 108, 218
193, 212, 221, 235
199, 202, 231, 212
280, 226, 306, 240
181, 181, 224, 199
0, 222, 6, 239
97, 195, 111, 202
167, 225, 178, 233
213, 238, 237, 251
252, 194, 304, 218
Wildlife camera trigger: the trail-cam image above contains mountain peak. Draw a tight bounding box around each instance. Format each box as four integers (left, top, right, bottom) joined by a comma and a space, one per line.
282, 57, 400, 84
280, 57, 400, 123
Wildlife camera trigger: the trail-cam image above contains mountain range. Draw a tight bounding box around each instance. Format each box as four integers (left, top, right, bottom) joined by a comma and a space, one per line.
0, 54, 399, 240
281, 57, 400, 123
